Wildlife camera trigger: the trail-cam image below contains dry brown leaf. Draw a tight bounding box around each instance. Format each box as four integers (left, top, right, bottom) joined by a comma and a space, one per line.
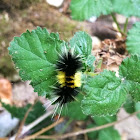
109, 55, 124, 66
93, 37, 127, 72
0, 138, 9, 140
0, 78, 12, 104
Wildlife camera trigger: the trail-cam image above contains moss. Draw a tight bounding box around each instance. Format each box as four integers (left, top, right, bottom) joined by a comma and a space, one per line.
0, 56, 17, 77
0, 40, 17, 79
0, 0, 42, 10
0, 17, 17, 79
23, 2, 85, 40
49, 21, 79, 41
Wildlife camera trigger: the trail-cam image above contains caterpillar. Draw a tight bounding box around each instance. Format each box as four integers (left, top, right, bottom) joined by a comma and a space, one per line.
47, 50, 82, 119
54, 51, 82, 105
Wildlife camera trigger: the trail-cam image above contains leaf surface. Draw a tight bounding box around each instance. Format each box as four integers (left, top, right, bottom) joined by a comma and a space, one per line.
135, 102, 140, 119
119, 55, 140, 101
2, 101, 45, 124
70, 0, 112, 20
70, 31, 94, 71
9, 27, 63, 96
81, 70, 127, 116
112, 0, 140, 17
93, 115, 116, 125
70, 31, 92, 58
61, 95, 87, 120
99, 127, 121, 140
123, 95, 135, 114
126, 22, 140, 55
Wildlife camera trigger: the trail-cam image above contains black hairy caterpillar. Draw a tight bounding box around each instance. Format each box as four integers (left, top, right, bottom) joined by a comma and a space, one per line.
45, 50, 82, 119
54, 51, 82, 105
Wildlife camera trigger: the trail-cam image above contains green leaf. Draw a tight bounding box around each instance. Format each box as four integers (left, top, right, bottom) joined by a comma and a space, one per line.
1, 101, 45, 124
112, 0, 140, 17
126, 22, 140, 55
135, 102, 140, 119
70, 31, 93, 71
99, 127, 121, 140
8, 27, 63, 96
85, 55, 95, 72
70, 0, 113, 21
87, 124, 98, 139
70, 31, 92, 58
61, 95, 87, 120
92, 114, 119, 140
119, 55, 140, 101
93, 115, 116, 126
81, 70, 127, 116
123, 95, 135, 114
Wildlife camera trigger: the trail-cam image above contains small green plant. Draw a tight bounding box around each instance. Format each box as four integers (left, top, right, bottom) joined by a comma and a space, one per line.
5, 0, 140, 139
7, 27, 140, 138
8, 27, 140, 117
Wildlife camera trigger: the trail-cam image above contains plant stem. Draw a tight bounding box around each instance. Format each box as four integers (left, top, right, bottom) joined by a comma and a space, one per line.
111, 13, 123, 34
36, 110, 140, 140
96, 58, 102, 69
23, 110, 53, 133
15, 103, 35, 140
84, 72, 98, 77
123, 17, 129, 34
10, 107, 54, 140
21, 118, 64, 140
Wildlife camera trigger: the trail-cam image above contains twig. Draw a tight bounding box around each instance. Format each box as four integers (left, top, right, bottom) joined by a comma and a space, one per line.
22, 110, 54, 134
84, 72, 98, 77
10, 110, 54, 140
36, 110, 140, 140
21, 117, 64, 140
15, 103, 35, 140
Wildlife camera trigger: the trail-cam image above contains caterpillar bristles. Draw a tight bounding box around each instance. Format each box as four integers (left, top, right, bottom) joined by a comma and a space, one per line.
44, 97, 59, 109
51, 103, 59, 120
71, 96, 79, 102
56, 60, 65, 64
49, 85, 59, 90
54, 51, 82, 104
56, 51, 64, 60
46, 50, 82, 120
70, 46, 76, 55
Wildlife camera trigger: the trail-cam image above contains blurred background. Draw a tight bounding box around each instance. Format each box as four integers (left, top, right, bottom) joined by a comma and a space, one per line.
0, 0, 140, 140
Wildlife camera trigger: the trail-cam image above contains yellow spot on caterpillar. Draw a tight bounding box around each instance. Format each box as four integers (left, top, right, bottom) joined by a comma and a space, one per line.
67, 85, 75, 88
66, 80, 74, 83
74, 72, 81, 87
57, 71, 66, 87
57, 71, 81, 88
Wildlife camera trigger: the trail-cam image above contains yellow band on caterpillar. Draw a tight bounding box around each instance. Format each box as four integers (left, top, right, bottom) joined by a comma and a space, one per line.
55, 52, 82, 105
57, 71, 66, 86
74, 72, 81, 87
57, 71, 81, 88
